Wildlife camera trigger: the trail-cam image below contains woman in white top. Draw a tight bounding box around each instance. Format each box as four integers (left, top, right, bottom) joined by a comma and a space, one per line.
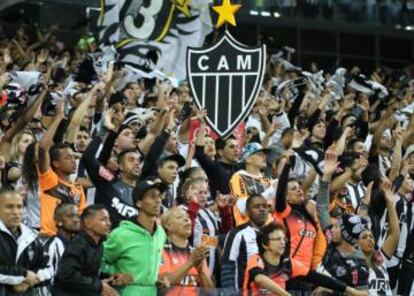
358, 178, 400, 296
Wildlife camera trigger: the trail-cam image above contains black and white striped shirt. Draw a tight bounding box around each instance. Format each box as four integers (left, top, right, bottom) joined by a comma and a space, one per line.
221, 223, 259, 291
193, 208, 220, 277
378, 193, 413, 268
345, 181, 366, 210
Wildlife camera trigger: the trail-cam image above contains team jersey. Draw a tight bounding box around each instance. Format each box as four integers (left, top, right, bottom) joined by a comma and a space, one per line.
193, 207, 220, 278
39, 167, 86, 236
82, 137, 138, 227
273, 204, 323, 275
368, 251, 392, 296
229, 170, 274, 225
38, 234, 68, 281
221, 223, 260, 291
377, 193, 413, 268
344, 181, 366, 211
243, 254, 290, 296
329, 198, 356, 218
320, 242, 369, 289
158, 241, 209, 296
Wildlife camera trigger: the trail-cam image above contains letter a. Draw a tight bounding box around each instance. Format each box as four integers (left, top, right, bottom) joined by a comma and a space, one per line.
217, 55, 229, 71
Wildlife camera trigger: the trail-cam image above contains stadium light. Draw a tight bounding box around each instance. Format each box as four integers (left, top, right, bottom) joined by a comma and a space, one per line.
405, 26, 414, 31
273, 12, 281, 18
249, 10, 259, 15
260, 11, 271, 17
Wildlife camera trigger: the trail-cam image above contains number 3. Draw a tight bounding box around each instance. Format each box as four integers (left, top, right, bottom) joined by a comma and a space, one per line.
123, 0, 163, 40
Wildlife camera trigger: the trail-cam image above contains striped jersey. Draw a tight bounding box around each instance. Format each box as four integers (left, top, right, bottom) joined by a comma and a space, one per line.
345, 181, 366, 211
193, 207, 220, 277
378, 193, 413, 268
221, 223, 260, 291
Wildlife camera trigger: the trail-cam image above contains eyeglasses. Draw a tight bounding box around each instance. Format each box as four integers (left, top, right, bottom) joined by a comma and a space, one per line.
268, 237, 285, 242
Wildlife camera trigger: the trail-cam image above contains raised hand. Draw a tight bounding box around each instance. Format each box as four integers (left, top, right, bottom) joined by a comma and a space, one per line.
56, 98, 65, 119
380, 177, 394, 203
194, 120, 207, 146
291, 129, 309, 149
343, 93, 356, 110
3, 48, 12, 65
104, 109, 117, 132
100, 62, 114, 84
36, 49, 48, 64
361, 181, 374, 208
266, 121, 283, 136
323, 145, 339, 176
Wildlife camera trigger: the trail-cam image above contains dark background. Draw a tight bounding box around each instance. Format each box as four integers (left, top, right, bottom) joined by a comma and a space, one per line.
0, 0, 413, 72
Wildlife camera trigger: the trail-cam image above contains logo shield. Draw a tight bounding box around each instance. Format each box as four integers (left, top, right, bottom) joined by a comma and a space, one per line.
187, 31, 266, 139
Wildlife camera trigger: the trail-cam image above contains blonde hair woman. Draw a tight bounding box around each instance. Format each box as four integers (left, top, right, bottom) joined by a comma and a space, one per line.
159, 207, 214, 296
4, 130, 34, 189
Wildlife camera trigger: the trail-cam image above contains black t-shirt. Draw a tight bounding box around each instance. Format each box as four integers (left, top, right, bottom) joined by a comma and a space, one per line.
82, 137, 137, 228
322, 243, 370, 289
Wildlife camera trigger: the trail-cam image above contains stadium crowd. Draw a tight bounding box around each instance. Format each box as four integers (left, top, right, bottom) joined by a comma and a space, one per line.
0, 23, 413, 296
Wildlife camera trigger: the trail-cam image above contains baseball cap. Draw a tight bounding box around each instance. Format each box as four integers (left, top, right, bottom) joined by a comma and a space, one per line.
242, 143, 270, 162
132, 180, 168, 204
159, 154, 186, 168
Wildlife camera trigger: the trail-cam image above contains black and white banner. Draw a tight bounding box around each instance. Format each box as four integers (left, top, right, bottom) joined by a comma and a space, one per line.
98, 0, 213, 81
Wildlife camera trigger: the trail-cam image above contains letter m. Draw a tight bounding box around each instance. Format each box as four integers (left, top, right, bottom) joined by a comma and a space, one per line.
237, 55, 251, 70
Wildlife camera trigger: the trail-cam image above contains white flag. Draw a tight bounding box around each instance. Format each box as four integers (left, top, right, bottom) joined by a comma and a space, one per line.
98, 0, 213, 81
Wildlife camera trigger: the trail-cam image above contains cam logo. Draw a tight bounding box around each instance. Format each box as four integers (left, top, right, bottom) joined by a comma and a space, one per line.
187, 31, 266, 139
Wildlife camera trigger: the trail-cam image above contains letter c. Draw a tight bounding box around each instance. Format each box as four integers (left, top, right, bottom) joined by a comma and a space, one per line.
198, 55, 209, 71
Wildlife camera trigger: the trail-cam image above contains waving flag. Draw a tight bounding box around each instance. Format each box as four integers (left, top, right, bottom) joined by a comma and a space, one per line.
98, 0, 213, 81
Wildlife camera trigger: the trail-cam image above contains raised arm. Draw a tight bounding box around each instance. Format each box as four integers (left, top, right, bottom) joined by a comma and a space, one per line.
0, 87, 48, 161
64, 84, 102, 144
335, 127, 351, 156
275, 156, 292, 213
380, 178, 400, 258
287, 85, 307, 126
388, 126, 403, 182
369, 109, 394, 157
402, 113, 414, 148
38, 101, 65, 173
330, 168, 352, 194
317, 146, 339, 230
137, 108, 168, 156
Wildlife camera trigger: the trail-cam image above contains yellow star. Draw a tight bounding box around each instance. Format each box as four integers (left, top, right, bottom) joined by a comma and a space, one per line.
173, 0, 191, 17
212, 0, 242, 28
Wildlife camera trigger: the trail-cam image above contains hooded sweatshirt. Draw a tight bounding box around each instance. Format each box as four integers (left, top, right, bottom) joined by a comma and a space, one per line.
102, 220, 166, 296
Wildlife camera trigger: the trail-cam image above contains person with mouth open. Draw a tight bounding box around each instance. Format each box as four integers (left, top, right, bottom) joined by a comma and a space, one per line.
357, 178, 400, 296
158, 207, 215, 296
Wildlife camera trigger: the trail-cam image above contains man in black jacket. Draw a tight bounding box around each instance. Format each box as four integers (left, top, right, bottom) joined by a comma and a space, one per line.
82, 133, 142, 227
0, 189, 52, 295
52, 205, 119, 296
195, 134, 243, 199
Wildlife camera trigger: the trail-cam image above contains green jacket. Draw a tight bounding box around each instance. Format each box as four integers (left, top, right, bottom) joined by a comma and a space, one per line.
102, 220, 166, 296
